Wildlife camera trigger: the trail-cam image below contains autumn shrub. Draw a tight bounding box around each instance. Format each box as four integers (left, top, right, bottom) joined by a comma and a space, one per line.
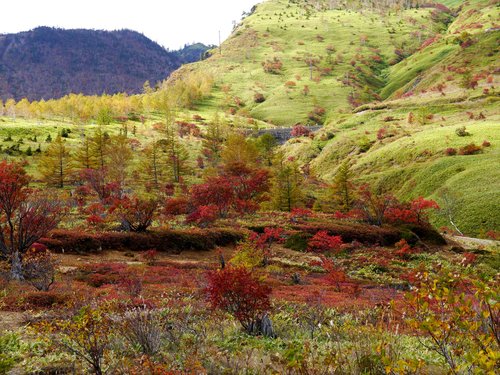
403, 271, 499, 373
455, 126, 470, 137
254, 93, 265, 103
307, 231, 343, 253
22, 244, 57, 291
291, 125, 312, 137
284, 81, 296, 88
142, 249, 158, 265
262, 57, 283, 74
308, 106, 326, 124
120, 307, 168, 356
185, 205, 219, 227
393, 239, 413, 259
40, 228, 244, 254
113, 196, 158, 232
230, 242, 265, 269
293, 222, 402, 245
385, 197, 439, 226
43, 304, 114, 375
119, 277, 143, 298
482, 140, 491, 147
458, 143, 482, 155
22, 291, 68, 308
205, 266, 272, 335
444, 147, 457, 156
315, 256, 348, 292
163, 197, 189, 216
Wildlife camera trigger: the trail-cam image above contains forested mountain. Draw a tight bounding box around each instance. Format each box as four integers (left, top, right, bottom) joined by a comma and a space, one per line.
0, 27, 209, 100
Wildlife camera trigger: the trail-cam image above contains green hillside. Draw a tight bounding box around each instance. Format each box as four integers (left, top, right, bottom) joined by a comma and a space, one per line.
166, 0, 499, 235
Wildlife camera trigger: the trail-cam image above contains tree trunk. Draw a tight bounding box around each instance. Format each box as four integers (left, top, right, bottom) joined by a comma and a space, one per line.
10, 251, 23, 280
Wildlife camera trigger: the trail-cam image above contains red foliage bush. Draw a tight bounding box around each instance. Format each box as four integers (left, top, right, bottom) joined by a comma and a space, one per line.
307, 231, 343, 253
461, 252, 477, 266
22, 291, 69, 308
205, 266, 271, 333
482, 140, 491, 147
142, 249, 158, 265
39, 228, 244, 254
394, 239, 413, 259
315, 256, 348, 291
291, 125, 312, 137
386, 197, 439, 225
445, 147, 457, 156
262, 57, 283, 74
458, 143, 482, 155
163, 197, 189, 216
254, 93, 266, 103
293, 222, 402, 246
113, 196, 158, 232
185, 205, 219, 227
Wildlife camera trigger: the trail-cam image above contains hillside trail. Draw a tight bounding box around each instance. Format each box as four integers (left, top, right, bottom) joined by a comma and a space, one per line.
445, 235, 499, 250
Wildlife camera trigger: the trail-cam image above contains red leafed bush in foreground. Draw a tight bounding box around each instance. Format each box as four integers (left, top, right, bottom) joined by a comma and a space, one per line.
307, 231, 343, 253
205, 267, 271, 334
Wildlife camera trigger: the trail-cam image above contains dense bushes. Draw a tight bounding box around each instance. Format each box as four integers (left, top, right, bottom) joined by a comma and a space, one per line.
39, 228, 244, 254
291, 222, 403, 246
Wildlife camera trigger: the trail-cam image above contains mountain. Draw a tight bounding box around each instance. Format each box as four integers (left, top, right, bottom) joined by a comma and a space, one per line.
0, 27, 209, 100
163, 0, 499, 235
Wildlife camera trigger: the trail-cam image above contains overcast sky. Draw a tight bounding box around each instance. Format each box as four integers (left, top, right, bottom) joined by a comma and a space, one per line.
0, 0, 260, 49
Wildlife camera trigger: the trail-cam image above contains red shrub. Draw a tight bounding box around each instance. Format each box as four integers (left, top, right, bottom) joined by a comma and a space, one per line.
114, 196, 158, 232
21, 291, 68, 308
205, 267, 271, 333
307, 231, 343, 253
458, 143, 482, 155
291, 125, 312, 137
377, 127, 388, 140
394, 239, 413, 259
482, 140, 491, 147
284, 81, 296, 88
315, 256, 348, 292
163, 197, 189, 216
289, 208, 313, 222
262, 57, 283, 74
142, 249, 158, 265
445, 147, 457, 156
250, 228, 285, 250
461, 252, 477, 266
485, 230, 499, 240
186, 205, 219, 227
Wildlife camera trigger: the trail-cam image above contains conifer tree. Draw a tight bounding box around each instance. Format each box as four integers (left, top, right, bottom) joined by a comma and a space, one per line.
39, 134, 72, 188
270, 152, 304, 212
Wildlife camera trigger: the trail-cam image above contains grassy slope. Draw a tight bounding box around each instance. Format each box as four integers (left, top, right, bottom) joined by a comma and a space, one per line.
173, 0, 443, 125
185, 0, 497, 235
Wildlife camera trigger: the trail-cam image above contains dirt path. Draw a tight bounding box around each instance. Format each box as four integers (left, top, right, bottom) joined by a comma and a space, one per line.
0, 311, 25, 332
445, 235, 500, 250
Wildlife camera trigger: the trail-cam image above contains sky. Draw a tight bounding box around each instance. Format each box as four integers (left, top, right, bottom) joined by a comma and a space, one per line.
0, 0, 260, 50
